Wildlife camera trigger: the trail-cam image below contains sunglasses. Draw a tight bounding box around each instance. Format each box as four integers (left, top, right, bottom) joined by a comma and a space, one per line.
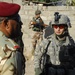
52, 25, 65, 29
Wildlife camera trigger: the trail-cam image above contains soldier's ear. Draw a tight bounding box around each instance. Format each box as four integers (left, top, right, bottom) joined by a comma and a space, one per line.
4, 19, 8, 25
3, 19, 10, 29
0, 19, 7, 27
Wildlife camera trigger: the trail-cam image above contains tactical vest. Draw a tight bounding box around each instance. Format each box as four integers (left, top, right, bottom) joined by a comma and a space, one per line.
40, 34, 75, 69
32, 17, 44, 31
46, 35, 68, 65
40, 34, 75, 75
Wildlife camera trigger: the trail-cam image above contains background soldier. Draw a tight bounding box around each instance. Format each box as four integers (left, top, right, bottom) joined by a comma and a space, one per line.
0, 2, 24, 75
34, 12, 75, 75
29, 9, 47, 52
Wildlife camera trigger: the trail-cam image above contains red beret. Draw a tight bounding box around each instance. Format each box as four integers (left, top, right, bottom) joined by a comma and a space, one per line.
0, 2, 20, 17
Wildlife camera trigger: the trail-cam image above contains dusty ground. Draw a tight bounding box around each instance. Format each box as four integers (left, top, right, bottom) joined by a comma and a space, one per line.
25, 59, 35, 75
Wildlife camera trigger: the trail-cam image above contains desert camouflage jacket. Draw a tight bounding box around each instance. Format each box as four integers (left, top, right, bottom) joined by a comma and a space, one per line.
0, 31, 20, 75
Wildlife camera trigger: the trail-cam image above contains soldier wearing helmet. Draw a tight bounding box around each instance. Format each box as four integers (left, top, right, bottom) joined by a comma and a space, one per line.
51, 12, 71, 38
35, 10, 41, 15
34, 12, 75, 75
29, 9, 48, 57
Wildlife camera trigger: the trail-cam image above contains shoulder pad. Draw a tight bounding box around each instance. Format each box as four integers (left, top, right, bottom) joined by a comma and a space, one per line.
40, 39, 50, 49
7, 39, 20, 51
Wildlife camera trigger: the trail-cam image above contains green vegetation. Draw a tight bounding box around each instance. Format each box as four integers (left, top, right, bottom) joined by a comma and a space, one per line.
32, 0, 60, 3
50, 0, 59, 2
66, 0, 75, 6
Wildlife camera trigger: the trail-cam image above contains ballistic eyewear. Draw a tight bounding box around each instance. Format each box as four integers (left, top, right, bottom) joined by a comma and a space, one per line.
52, 25, 66, 29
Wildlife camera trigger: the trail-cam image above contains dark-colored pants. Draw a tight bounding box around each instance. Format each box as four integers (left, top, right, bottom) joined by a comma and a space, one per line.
48, 67, 65, 75
41, 67, 75, 75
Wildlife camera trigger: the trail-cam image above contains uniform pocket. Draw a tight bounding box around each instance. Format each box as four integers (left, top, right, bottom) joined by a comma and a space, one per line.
48, 67, 56, 75
57, 69, 65, 75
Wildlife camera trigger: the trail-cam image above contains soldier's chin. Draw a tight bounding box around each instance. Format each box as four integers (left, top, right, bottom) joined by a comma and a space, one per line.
56, 33, 62, 37
56, 33, 61, 36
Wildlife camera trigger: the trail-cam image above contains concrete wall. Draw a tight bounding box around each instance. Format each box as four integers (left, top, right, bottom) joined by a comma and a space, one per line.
19, 5, 75, 59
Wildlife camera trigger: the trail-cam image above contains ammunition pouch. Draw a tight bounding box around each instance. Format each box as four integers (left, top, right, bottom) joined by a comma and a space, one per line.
41, 65, 65, 75
68, 69, 75, 75
42, 64, 75, 75
48, 67, 65, 75
59, 45, 70, 62
59, 45, 75, 68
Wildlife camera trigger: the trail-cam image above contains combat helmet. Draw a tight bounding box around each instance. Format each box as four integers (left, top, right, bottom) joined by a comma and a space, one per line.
51, 12, 71, 28
35, 10, 41, 15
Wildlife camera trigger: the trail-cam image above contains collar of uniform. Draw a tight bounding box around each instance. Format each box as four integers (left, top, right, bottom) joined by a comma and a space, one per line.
51, 34, 70, 46
0, 31, 5, 36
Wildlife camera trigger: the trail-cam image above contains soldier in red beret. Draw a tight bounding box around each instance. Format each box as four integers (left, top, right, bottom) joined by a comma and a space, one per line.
0, 2, 25, 75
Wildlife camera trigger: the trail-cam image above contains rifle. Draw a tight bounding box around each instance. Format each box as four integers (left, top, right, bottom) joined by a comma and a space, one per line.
30, 21, 48, 27
40, 41, 51, 75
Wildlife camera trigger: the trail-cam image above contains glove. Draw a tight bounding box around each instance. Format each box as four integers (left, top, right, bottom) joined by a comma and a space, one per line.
35, 68, 42, 75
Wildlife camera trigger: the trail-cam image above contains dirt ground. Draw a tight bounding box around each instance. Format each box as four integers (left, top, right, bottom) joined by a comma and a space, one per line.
25, 59, 35, 75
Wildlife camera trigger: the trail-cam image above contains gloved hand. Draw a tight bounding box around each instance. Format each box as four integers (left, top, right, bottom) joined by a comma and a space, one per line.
35, 68, 42, 75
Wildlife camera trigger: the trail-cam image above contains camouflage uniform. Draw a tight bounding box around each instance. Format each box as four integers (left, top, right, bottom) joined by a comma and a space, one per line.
31, 16, 44, 48
0, 31, 19, 75
34, 34, 75, 75
29, 10, 45, 51
34, 12, 75, 75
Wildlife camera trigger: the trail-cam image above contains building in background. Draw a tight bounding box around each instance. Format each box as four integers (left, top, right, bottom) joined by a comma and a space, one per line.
22, 0, 75, 6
